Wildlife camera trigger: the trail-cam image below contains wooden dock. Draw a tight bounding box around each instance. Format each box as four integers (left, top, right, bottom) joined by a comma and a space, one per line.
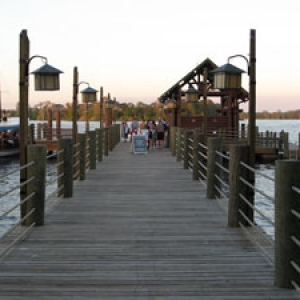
0, 142, 299, 299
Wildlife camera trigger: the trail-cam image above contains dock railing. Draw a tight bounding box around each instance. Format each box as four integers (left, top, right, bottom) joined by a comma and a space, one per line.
170, 126, 300, 290
0, 124, 120, 260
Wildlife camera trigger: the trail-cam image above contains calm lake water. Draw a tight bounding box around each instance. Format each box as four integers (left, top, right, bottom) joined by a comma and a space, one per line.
1, 119, 300, 238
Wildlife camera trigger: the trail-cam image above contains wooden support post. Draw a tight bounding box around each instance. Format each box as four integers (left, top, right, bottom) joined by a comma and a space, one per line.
96, 128, 104, 162
248, 28, 256, 168
77, 133, 86, 180
19, 29, 29, 222
56, 109, 61, 139
284, 132, 289, 158
206, 137, 223, 199
192, 130, 200, 180
26, 145, 47, 226
228, 144, 250, 227
183, 130, 189, 169
109, 126, 113, 152
100, 86, 104, 128
176, 128, 182, 162
183, 130, 190, 169
47, 107, 53, 140
171, 126, 176, 156
58, 139, 73, 198
275, 160, 300, 288
37, 123, 42, 140
198, 133, 205, 180
89, 131, 96, 170
104, 127, 109, 156
29, 124, 35, 144
111, 125, 116, 149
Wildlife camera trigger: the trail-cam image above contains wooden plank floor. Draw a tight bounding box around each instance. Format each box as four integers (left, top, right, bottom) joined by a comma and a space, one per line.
0, 142, 299, 299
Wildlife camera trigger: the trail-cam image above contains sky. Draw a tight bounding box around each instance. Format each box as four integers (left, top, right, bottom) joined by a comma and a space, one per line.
0, 0, 299, 112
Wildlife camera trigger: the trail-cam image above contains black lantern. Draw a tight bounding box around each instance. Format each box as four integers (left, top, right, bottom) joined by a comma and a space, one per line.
210, 63, 245, 90
185, 84, 198, 102
81, 86, 98, 103
165, 98, 177, 109
31, 63, 63, 91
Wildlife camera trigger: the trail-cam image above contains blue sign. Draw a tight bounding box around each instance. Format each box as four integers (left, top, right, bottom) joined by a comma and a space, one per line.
132, 135, 148, 154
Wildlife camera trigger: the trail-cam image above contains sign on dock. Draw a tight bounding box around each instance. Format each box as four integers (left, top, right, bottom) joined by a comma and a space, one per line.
132, 135, 148, 154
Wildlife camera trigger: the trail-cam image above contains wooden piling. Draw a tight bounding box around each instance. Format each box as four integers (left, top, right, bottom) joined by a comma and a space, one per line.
104, 128, 109, 156
89, 131, 97, 170
228, 144, 250, 227
206, 137, 223, 199
77, 133, 86, 180
58, 139, 73, 197
96, 128, 104, 162
26, 145, 47, 226
275, 160, 300, 288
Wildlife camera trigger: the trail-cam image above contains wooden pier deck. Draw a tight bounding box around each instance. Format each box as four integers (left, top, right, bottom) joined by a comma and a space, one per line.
0, 142, 299, 299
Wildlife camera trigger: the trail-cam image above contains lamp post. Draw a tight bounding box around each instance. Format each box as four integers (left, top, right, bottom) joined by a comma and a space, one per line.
211, 29, 256, 228
19, 29, 63, 222
100, 86, 104, 128
211, 29, 256, 166
80, 85, 98, 133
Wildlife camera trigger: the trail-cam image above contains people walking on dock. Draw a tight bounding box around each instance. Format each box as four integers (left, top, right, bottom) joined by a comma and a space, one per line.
123, 121, 129, 142
156, 119, 165, 148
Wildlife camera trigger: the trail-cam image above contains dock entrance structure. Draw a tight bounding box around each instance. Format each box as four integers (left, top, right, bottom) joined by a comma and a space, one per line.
159, 58, 248, 134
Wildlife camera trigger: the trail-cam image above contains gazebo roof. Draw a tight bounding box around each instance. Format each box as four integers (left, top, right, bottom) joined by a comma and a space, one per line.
159, 58, 218, 102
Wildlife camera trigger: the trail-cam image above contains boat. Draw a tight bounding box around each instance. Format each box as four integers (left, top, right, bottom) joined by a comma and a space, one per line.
0, 123, 20, 157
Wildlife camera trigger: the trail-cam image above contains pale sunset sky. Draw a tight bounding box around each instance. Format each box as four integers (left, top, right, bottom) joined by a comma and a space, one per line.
0, 0, 299, 112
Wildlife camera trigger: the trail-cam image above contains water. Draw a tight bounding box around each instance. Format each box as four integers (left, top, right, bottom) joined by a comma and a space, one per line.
0, 120, 94, 238
241, 119, 300, 144
1, 119, 299, 239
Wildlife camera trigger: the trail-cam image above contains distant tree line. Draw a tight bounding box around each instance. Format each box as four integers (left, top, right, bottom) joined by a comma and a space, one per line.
5, 101, 300, 121
240, 109, 300, 120
4, 98, 221, 121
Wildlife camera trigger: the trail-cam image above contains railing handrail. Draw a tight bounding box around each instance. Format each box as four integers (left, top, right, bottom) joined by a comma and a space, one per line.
0, 124, 120, 261
169, 126, 300, 290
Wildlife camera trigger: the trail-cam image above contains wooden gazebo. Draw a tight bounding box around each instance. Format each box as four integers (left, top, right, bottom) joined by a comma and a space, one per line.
159, 58, 248, 134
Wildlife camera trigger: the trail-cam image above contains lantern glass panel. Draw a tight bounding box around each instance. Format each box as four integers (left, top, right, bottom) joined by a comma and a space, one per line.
82, 93, 97, 103
213, 73, 225, 89
226, 73, 242, 89
213, 72, 242, 89
186, 93, 198, 103
34, 74, 60, 91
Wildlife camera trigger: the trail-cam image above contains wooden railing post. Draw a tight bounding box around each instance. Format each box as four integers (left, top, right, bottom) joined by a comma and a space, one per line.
228, 144, 250, 227
88, 131, 96, 170
26, 144, 47, 226
77, 133, 86, 180
29, 124, 35, 144
171, 126, 176, 156
206, 137, 223, 199
58, 139, 73, 198
109, 126, 113, 152
183, 130, 189, 169
198, 133, 206, 180
176, 128, 183, 162
192, 129, 200, 180
96, 128, 104, 162
275, 160, 300, 288
184, 130, 193, 169
73, 136, 80, 181
104, 128, 109, 156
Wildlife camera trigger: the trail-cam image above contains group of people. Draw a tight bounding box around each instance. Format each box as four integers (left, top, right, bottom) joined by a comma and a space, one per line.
0, 130, 19, 149
121, 118, 168, 149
